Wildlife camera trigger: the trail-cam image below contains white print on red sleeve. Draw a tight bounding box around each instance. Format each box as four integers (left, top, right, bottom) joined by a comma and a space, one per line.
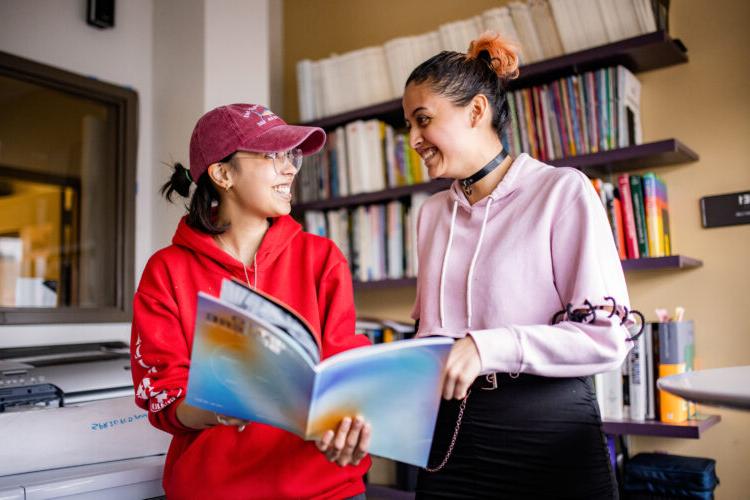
134, 333, 182, 413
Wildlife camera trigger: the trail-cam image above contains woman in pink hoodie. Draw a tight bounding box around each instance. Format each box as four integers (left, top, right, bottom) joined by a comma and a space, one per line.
403, 33, 638, 499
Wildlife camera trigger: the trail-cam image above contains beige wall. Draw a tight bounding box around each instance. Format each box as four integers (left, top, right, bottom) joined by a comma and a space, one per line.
284, 0, 750, 497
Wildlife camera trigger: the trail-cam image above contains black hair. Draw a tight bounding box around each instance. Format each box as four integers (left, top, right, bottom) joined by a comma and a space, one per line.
159, 152, 236, 234
405, 49, 513, 139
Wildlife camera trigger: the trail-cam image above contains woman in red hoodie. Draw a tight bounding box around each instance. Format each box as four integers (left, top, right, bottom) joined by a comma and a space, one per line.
131, 103, 371, 499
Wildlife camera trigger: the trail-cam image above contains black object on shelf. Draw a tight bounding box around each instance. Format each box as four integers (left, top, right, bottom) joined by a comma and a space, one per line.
299, 31, 687, 130
623, 452, 719, 499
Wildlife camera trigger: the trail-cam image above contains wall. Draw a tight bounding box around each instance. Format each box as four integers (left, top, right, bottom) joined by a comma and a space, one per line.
0, 0, 155, 346
283, 0, 750, 497
0, 0, 272, 345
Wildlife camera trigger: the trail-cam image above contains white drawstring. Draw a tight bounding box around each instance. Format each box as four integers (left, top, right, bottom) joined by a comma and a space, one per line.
439, 201, 459, 328
466, 198, 493, 328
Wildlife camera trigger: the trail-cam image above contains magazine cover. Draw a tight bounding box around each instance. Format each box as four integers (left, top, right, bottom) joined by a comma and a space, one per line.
185, 283, 453, 466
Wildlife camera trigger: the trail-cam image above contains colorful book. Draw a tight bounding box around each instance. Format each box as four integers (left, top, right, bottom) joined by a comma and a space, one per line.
617, 173, 640, 259
185, 279, 453, 466
629, 174, 649, 257
657, 321, 694, 423
642, 172, 663, 256
657, 175, 672, 255
612, 187, 627, 259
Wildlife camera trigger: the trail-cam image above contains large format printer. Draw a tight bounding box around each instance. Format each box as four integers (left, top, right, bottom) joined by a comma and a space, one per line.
0, 342, 170, 499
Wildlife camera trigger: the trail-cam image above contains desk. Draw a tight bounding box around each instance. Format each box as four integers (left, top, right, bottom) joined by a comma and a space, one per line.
657, 365, 750, 411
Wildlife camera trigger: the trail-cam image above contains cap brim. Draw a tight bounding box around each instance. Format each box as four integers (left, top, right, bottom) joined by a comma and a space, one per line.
238, 123, 326, 156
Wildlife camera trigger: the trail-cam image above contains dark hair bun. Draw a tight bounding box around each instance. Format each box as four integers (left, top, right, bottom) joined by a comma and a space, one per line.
467, 31, 520, 81
160, 162, 192, 201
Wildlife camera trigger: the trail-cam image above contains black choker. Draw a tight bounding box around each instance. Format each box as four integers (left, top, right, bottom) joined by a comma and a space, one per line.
459, 149, 509, 196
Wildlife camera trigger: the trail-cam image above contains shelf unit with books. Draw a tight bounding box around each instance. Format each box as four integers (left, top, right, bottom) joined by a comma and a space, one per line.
299, 31, 687, 130
291, 24, 720, 450
293, 139, 698, 211
293, 30, 703, 283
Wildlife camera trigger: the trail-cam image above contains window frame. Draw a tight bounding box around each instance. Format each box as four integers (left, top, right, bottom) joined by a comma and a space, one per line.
0, 50, 137, 324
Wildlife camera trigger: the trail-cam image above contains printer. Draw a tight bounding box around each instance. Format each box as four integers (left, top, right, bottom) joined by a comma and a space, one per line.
0, 342, 170, 499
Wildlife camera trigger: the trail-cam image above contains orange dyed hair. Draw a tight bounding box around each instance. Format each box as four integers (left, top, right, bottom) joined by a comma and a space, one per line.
467, 31, 520, 81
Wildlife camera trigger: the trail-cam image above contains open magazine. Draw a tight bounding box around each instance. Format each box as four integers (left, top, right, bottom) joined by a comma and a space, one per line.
185, 279, 453, 467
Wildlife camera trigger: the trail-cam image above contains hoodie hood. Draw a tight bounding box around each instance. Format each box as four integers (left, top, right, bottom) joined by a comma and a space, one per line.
172, 214, 302, 276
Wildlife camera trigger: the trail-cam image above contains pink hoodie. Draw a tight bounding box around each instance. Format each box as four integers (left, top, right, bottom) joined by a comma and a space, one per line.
412, 153, 633, 377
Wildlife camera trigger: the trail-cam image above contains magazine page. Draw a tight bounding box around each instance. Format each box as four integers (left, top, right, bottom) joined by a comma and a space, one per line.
306, 337, 453, 466
186, 292, 316, 437
220, 278, 320, 366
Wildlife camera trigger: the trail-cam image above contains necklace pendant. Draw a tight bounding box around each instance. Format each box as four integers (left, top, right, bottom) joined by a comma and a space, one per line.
463, 184, 472, 196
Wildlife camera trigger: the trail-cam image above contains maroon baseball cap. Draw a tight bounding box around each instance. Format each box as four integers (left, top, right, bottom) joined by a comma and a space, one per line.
188, 103, 326, 181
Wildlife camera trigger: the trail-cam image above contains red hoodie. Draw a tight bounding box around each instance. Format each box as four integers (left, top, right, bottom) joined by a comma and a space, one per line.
131, 215, 371, 499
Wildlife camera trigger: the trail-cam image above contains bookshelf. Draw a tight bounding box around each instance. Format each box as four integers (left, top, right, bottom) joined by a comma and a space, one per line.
293, 139, 698, 211
299, 31, 687, 130
291, 27, 720, 445
350, 255, 702, 290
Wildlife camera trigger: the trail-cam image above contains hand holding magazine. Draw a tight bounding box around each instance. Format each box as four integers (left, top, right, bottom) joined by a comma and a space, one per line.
185, 279, 453, 467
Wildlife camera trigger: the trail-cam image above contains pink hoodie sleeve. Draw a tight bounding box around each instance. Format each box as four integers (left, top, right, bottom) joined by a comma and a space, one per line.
469, 175, 633, 377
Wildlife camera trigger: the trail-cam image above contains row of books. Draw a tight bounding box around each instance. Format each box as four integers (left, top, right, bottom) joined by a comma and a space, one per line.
596, 321, 696, 423
304, 193, 430, 283
591, 172, 671, 260
296, 0, 665, 121
502, 65, 642, 162
295, 120, 428, 203
356, 318, 416, 344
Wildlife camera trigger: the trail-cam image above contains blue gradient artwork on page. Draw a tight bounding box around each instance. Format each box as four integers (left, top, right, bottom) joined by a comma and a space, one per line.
185, 281, 454, 467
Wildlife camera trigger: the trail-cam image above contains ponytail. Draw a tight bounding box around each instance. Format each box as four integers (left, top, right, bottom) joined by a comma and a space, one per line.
466, 31, 520, 82
159, 153, 236, 234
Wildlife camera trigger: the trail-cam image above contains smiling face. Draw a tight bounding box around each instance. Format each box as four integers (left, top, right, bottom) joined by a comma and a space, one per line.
403, 82, 483, 180
214, 151, 299, 220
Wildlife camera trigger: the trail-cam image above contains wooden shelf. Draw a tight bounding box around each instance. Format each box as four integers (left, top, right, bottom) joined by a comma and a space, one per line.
621, 255, 703, 271
293, 179, 450, 211
292, 139, 697, 211
300, 31, 687, 130
352, 256, 702, 290
555, 139, 699, 174
602, 414, 721, 438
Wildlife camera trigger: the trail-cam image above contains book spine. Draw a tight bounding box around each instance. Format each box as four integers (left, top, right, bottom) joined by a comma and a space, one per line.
658, 322, 690, 423
629, 174, 649, 257
612, 192, 627, 260
617, 173, 640, 259
628, 329, 647, 420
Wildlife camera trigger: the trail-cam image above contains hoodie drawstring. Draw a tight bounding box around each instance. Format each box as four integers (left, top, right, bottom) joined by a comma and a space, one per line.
466, 198, 493, 328
439, 198, 494, 328
439, 201, 459, 328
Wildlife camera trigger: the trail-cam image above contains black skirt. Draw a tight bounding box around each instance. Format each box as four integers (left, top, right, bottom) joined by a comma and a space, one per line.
417, 374, 617, 499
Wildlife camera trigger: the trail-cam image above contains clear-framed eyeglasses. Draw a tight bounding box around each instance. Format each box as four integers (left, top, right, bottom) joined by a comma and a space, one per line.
264, 148, 303, 173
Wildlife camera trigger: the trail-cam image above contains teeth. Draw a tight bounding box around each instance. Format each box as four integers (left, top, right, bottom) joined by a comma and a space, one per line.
273, 185, 291, 194
421, 148, 437, 161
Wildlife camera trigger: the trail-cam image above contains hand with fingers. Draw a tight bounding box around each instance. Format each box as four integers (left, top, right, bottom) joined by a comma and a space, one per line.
214, 413, 251, 432
315, 415, 371, 467
442, 336, 482, 400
